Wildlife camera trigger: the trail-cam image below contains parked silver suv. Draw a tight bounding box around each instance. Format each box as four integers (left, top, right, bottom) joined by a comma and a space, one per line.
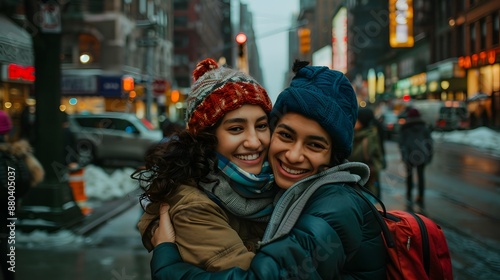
68, 112, 162, 163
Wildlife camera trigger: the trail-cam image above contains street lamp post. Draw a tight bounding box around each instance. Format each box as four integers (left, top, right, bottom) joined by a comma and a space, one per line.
136, 20, 157, 122
18, 1, 84, 230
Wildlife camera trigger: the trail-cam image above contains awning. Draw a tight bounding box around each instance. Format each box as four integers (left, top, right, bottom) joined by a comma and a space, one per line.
0, 15, 33, 65
467, 92, 490, 103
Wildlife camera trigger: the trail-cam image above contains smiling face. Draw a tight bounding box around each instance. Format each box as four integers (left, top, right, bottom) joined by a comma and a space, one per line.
215, 104, 270, 174
268, 112, 333, 189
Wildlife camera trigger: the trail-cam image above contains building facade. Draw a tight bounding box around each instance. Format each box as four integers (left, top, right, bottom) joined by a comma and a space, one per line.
0, 4, 35, 140
294, 0, 500, 127
60, 0, 174, 125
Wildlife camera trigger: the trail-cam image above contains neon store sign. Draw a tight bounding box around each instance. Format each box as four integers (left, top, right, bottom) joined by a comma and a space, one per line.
6, 64, 35, 82
458, 49, 499, 69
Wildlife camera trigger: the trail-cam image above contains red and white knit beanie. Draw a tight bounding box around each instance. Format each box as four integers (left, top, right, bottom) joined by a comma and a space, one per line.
185, 58, 272, 134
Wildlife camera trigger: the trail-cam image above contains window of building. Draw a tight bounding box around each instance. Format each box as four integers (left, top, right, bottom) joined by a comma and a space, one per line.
457, 25, 465, 56
480, 19, 487, 50
174, 0, 189, 10
78, 33, 100, 64
61, 34, 75, 64
470, 23, 476, 53
176, 76, 190, 88
174, 54, 189, 66
457, 0, 465, 13
440, 35, 448, 61
494, 13, 499, 46
88, 0, 104, 13
139, 0, 146, 14
174, 35, 189, 48
174, 16, 188, 28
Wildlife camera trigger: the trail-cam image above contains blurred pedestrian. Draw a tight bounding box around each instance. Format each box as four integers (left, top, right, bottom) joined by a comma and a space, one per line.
349, 107, 384, 199
398, 107, 433, 211
20, 104, 36, 146
0, 110, 44, 280
159, 118, 183, 143
61, 111, 78, 166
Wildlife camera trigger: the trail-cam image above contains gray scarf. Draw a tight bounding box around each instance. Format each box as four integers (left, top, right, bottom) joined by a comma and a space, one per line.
199, 160, 277, 222
259, 162, 370, 245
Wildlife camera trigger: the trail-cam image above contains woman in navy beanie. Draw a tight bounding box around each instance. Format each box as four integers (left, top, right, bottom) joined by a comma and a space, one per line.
147, 61, 387, 280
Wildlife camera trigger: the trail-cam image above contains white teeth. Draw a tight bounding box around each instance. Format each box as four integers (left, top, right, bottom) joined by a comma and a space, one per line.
282, 164, 306, 175
235, 153, 259, 161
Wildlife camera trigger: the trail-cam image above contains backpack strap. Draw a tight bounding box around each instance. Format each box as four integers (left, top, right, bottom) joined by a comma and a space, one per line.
351, 183, 395, 248
261, 175, 345, 245
409, 211, 430, 276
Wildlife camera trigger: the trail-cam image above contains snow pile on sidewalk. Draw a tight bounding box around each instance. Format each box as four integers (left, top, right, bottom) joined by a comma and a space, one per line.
17, 229, 87, 249
432, 127, 500, 156
84, 165, 139, 200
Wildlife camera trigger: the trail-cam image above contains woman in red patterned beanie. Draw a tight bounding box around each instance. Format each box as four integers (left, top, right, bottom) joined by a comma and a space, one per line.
133, 58, 276, 271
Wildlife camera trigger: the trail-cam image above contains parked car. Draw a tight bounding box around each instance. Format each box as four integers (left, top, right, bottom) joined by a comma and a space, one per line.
435, 101, 470, 131
68, 112, 162, 163
378, 111, 400, 140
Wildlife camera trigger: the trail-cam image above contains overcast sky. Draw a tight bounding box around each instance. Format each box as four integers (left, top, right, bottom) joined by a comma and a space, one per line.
245, 0, 299, 103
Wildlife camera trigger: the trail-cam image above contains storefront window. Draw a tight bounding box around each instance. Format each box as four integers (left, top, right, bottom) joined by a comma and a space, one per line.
480, 19, 486, 51
493, 13, 499, 45
470, 23, 476, 53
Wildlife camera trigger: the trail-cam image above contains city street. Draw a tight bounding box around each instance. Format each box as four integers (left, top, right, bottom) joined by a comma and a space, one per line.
1, 1, 499, 279
13, 139, 500, 280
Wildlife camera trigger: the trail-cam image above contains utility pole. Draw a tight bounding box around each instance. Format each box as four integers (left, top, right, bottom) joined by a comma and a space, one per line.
19, 0, 83, 229
235, 32, 248, 74
137, 20, 157, 122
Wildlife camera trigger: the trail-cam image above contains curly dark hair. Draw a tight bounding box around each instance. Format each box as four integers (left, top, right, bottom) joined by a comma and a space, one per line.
132, 128, 218, 210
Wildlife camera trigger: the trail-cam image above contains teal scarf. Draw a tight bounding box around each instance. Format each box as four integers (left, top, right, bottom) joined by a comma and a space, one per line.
199, 153, 276, 221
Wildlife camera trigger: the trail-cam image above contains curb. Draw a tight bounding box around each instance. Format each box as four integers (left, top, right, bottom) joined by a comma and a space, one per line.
70, 190, 140, 236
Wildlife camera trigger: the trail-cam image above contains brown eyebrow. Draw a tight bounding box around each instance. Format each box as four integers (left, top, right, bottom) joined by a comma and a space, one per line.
276, 123, 330, 145
222, 114, 268, 125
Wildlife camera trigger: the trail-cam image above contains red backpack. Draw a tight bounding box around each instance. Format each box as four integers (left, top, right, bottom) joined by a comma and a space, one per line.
354, 185, 454, 280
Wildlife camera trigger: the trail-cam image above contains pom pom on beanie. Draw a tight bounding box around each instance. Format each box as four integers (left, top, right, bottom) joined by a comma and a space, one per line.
271, 61, 358, 159
185, 58, 272, 134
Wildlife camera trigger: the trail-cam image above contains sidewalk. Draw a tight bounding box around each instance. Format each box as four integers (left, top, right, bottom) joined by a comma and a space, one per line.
69, 189, 140, 235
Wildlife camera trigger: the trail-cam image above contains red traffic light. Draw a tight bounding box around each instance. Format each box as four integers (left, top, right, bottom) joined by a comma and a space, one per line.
122, 76, 135, 91
402, 94, 411, 102
235, 32, 247, 44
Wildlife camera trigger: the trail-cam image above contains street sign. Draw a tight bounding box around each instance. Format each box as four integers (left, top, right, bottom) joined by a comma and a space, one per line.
40, 3, 61, 33
152, 79, 168, 96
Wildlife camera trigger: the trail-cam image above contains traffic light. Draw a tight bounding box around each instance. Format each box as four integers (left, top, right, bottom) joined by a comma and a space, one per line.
298, 28, 311, 54
128, 90, 137, 102
235, 32, 247, 58
171, 90, 180, 103
122, 76, 134, 91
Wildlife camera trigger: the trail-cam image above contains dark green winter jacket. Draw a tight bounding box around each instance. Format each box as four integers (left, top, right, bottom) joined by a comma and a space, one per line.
150, 162, 387, 279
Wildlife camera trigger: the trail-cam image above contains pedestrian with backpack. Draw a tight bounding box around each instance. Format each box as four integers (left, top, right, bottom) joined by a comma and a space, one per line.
398, 107, 433, 211
0, 110, 44, 280
349, 107, 384, 200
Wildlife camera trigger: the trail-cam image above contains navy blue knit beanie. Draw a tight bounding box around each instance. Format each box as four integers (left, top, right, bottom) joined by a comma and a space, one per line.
271, 62, 358, 159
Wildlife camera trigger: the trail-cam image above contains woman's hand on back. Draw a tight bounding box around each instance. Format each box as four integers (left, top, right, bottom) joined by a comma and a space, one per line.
151, 204, 176, 247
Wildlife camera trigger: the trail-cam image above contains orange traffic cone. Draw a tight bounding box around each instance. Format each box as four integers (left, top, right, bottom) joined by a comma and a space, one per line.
68, 165, 92, 215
